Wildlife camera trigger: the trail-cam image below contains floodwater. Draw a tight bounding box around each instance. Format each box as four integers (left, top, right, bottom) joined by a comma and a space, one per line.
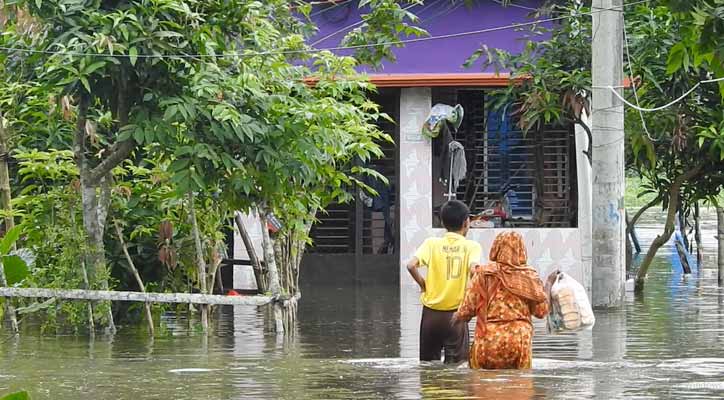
1, 211, 723, 399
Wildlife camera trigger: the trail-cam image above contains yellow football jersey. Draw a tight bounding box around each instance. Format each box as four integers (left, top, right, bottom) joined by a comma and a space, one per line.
414, 232, 482, 311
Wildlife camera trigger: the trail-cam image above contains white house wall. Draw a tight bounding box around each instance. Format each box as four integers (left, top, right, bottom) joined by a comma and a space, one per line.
397, 87, 587, 289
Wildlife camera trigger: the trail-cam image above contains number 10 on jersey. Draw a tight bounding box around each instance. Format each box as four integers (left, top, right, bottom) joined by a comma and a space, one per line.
446, 256, 462, 280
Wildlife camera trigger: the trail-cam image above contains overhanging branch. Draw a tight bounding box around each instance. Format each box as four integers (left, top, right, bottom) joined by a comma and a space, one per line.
87, 139, 135, 185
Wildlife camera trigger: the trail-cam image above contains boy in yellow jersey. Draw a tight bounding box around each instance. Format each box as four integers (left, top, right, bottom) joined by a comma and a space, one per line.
406, 200, 482, 363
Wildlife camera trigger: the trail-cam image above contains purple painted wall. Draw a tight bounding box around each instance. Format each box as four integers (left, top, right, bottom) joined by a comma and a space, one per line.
310, 0, 544, 74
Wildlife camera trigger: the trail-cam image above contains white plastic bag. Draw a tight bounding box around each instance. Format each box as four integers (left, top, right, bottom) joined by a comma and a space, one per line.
545, 270, 595, 333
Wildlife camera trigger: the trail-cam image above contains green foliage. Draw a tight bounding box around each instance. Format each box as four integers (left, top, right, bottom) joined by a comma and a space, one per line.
3, 255, 28, 285
465, 3, 592, 133
0, 226, 29, 285
0, 391, 30, 400
342, 0, 428, 67
624, 2, 723, 210
665, 0, 724, 97
10, 150, 110, 331
1, 0, 426, 331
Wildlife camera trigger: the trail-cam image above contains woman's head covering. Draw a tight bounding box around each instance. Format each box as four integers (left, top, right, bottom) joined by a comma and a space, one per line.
489, 231, 527, 266
481, 231, 546, 303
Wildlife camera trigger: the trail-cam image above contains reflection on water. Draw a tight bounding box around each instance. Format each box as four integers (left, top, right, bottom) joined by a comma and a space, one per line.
1, 216, 724, 399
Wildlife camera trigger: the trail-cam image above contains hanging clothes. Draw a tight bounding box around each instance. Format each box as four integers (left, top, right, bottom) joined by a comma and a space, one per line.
447, 140, 467, 195
422, 103, 464, 139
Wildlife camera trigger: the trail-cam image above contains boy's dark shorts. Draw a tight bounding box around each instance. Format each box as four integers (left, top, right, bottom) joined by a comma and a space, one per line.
420, 306, 469, 363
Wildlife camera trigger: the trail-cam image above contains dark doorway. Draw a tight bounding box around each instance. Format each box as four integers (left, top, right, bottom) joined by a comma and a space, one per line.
301, 89, 401, 286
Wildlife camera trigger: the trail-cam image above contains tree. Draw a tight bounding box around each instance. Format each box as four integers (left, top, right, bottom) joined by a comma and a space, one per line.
627, 1, 724, 290
1, 0, 425, 332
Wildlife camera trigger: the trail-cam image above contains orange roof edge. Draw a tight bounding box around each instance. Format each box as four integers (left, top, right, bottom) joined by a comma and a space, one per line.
303, 73, 513, 88
365, 73, 513, 87
305, 73, 633, 88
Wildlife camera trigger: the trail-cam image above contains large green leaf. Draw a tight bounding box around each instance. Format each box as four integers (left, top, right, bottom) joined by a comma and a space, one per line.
0, 391, 30, 400
0, 226, 22, 255
2, 255, 28, 285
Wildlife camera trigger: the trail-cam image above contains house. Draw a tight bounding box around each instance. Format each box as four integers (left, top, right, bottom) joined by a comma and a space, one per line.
230, 1, 591, 301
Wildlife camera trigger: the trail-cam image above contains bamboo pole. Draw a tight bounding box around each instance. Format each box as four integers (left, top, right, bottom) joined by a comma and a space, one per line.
0, 287, 273, 305
114, 220, 154, 335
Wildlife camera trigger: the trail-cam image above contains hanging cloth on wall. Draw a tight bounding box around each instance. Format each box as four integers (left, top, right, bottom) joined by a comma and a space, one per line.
421, 103, 464, 139
426, 103, 467, 201
445, 140, 467, 200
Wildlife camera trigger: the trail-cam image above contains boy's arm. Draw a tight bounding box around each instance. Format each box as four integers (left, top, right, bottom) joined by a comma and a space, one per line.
406, 257, 426, 293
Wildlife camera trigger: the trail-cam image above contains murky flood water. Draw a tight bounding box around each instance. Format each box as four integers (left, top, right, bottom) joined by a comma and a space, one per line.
1, 211, 723, 399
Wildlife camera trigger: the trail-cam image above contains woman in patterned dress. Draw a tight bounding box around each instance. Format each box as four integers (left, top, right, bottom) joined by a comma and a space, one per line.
452, 231, 549, 369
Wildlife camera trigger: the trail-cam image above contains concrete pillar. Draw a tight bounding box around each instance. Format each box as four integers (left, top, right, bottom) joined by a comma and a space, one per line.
718, 207, 724, 286
591, 0, 625, 307
398, 87, 432, 358
575, 113, 593, 298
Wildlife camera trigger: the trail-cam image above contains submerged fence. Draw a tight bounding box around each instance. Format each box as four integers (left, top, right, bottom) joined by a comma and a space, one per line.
0, 287, 272, 306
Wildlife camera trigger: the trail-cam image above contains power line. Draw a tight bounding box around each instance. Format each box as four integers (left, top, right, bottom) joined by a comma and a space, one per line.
310, 0, 353, 17
0, 0, 649, 61
491, 0, 539, 12
607, 77, 724, 113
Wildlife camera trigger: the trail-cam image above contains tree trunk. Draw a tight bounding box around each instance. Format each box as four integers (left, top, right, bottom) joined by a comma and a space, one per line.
234, 213, 266, 292
573, 117, 593, 165
694, 202, 702, 266
674, 239, 692, 274
0, 110, 18, 333
717, 207, 724, 286
187, 192, 208, 333
206, 260, 221, 297
273, 220, 311, 333
258, 210, 281, 297
635, 167, 701, 292
258, 209, 283, 333
627, 196, 661, 254
677, 202, 690, 252
114, 220, 154, 335
74, 96, 116, 334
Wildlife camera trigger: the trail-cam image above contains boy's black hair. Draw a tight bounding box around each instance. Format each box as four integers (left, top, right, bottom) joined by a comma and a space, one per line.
440, 200, 470, 232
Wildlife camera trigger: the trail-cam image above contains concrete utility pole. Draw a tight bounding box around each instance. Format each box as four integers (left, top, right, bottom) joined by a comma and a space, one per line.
591, 0, 625, 307
717, 207, 724, 286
